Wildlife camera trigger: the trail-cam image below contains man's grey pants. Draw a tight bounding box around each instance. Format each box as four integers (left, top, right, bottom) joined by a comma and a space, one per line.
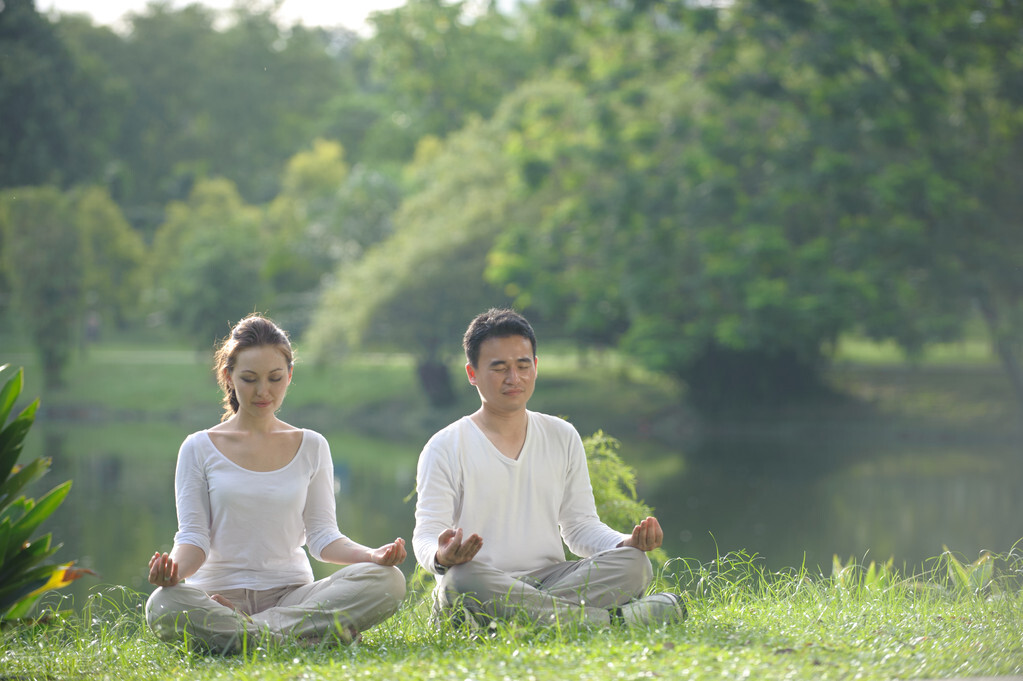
434, 547, 652, 627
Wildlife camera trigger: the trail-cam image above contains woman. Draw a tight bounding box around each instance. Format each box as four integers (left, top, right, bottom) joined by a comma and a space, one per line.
145, 314, 406, 652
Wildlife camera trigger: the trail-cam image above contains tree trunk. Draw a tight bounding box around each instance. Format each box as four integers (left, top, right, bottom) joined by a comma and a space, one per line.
416, 358, 456, 407
976, 294, 1023, 410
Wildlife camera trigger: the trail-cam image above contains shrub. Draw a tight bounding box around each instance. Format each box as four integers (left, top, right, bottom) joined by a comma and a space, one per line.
0, 364, 90, 621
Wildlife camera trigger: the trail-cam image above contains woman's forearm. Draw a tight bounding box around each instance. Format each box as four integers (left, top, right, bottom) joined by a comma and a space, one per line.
170, 543, 207, 579
318, 537, 373, 566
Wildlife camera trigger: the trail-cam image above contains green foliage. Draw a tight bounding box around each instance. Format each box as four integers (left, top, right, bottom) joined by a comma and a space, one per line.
934, 545, 997, 596
357, 0, 539, 163
306, 122, 513, 404
7, 0, 1022, 412
0, 187, 83, 388
582, 430, 668, 565
0, 0, 113, 189
0, 365, 82, 620
263, 140, 402, 332
151, 178, 269, 348
478, 0, 1023, 408
832, 555, 896, 593
74, 186, 147, 327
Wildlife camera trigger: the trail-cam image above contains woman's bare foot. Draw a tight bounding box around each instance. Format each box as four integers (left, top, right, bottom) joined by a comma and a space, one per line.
211, 594, 253, 621
298, 625, 359, 647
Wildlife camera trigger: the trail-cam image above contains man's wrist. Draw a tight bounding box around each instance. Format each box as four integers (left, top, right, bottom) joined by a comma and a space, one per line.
434, 553, 450, 574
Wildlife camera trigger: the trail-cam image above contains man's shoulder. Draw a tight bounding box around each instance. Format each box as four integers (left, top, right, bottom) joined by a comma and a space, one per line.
421, 415, 474, 454
527, 410, 579, 436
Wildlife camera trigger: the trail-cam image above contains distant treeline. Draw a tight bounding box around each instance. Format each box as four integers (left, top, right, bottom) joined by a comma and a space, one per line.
1, 0, 1020, 409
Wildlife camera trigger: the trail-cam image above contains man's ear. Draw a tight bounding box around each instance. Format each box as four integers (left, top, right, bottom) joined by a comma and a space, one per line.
465, 362, 477, 385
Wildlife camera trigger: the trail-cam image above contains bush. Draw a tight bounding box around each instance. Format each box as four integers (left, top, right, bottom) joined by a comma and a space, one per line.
583, 430, 668, 567
0, 364, 89, 621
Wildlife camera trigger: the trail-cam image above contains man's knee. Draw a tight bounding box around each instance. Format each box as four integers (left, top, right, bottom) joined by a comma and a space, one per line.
607, 547, 654, 594
440, 561, 486, 597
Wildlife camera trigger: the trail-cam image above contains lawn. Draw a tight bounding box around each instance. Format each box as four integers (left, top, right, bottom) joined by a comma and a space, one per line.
3, 550, 1021, 680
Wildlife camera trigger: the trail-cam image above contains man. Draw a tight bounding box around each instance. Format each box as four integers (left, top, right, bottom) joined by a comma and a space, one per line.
412, 308, 686, 627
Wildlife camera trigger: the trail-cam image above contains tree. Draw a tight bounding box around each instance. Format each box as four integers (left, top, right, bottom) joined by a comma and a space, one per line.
58, 4, 351, 234
0, 0, 115, 190
355, 0, 539, 163
306, 125, 513, 406
74, 187, 147, 331
263, 139, 403, 335
486, 0, 1023, 409
0, 187, 83, 388
150, 178, 269, 348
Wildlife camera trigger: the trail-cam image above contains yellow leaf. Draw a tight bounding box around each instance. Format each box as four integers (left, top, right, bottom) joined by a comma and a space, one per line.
27, 563, 96, 598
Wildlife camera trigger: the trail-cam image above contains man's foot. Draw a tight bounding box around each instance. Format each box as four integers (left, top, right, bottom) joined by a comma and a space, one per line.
612, 592, 687, 627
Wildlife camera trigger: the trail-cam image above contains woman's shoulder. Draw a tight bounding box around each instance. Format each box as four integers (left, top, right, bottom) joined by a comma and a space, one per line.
299, 428, 328, 446
297, 428, 332, 460
180, 429, 212, 450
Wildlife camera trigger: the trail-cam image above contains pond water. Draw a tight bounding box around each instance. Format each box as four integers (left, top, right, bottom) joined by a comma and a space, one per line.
30, 414, 1023, 610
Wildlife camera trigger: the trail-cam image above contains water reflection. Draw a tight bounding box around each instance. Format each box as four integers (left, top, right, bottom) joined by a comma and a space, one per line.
649, 428, 1023, 572
29, 417, 1023, 611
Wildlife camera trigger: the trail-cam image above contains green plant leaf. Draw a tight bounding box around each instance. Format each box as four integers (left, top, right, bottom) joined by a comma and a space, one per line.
0, 517, 10, 565
941, 545, 971, 592
6, 482, 70, 553
0, 457, 51, 510
0, 497, 31, 534
0, 565, 57, 617
968, 552, 994, 592
0, 534, 59, 586
0, 365, 22, 427
0, 399, 39, 482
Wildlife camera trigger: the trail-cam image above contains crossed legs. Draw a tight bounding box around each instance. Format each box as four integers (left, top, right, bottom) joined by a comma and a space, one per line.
146, 563, 406, 653
435, 547, 652, 627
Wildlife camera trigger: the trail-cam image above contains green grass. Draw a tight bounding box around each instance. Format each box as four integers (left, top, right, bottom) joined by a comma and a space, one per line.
3, 550, 1021, 680
833, 336, 997, 366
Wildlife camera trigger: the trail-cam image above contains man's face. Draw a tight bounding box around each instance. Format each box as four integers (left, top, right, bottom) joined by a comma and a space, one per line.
466, 334, 537, 414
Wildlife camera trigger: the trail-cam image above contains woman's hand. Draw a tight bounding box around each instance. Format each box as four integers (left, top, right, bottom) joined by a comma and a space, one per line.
148, 551, 183, 587
370, 538, 407, 566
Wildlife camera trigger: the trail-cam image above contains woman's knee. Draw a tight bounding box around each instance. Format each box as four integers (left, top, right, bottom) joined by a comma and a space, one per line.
342, 563, 407, 601
145, 586, 194, 640
145, 586, 183, 626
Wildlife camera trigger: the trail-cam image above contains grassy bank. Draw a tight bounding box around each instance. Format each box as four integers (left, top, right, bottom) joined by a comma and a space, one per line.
3, 550, 1021, 680
11, 336, 1020, 460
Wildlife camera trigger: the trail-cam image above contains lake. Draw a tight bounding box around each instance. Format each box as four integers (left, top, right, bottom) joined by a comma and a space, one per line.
29, 408, 1023, 610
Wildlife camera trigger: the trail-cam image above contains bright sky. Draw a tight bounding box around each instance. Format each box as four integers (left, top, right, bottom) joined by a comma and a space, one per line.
39, 0, 408, 33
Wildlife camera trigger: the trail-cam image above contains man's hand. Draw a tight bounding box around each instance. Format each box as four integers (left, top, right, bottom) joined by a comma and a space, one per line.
436, 528, 483, 568
619, 516, 664, 552
370, 538, 407, 566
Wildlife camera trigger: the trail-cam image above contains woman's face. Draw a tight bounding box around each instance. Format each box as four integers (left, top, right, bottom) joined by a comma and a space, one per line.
226, 345, 293, 417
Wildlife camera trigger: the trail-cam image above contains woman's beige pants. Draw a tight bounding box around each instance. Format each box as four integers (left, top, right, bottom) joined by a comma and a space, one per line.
146, 563, 406, 653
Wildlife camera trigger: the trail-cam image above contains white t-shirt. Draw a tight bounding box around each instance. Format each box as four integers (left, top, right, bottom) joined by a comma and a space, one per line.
172, 429, 344, 592
413, 412, 628, 576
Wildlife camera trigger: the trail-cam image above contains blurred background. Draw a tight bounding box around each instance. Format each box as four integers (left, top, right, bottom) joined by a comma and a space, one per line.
1, 0, 1021, 607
